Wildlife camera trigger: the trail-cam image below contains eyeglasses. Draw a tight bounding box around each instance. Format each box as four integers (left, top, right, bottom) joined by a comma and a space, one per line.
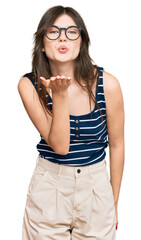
44, 25, 81, 41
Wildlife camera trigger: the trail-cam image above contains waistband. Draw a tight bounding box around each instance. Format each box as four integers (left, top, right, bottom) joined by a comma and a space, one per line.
35, 155, 107, 178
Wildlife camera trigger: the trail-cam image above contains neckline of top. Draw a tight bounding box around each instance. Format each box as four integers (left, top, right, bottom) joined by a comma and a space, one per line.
48, 67, 102, 119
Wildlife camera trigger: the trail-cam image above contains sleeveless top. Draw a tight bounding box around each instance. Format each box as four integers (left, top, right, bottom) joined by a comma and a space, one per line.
23, 67, 109, 166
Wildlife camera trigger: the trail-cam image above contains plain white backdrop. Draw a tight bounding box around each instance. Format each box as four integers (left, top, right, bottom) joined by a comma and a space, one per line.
0, 0, 141, 239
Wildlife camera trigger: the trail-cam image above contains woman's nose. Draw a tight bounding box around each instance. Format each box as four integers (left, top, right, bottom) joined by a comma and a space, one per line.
59, 30, 67, 41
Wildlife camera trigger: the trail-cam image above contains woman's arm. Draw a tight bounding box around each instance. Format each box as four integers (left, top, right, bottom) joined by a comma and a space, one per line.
18, 76, 70, 155
103, 71, 125, 205
48, 90, 70, 155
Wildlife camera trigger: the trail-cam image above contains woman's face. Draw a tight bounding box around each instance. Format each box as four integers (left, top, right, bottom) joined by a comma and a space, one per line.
42, 14, 82, 63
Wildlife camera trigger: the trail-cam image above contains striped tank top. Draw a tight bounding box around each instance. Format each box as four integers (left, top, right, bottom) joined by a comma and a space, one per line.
23, 67, 109, 166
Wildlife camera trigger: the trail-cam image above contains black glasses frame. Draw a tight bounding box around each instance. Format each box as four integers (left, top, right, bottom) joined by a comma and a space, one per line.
44, 25, 82, 41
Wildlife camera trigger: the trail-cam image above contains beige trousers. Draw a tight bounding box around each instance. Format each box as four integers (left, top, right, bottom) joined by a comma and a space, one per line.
22, 155, 116, 240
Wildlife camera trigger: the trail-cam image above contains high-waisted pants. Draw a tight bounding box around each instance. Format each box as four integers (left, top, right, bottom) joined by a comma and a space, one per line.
22, 155, 116, 240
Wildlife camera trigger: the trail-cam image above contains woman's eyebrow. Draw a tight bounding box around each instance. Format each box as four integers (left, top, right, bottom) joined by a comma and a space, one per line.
52, 25, 77, 28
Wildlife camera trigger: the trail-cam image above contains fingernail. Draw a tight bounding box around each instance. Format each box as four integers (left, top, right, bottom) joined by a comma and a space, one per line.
116, 225, 118, 230
51, 77, 55, 81
40, 77, 43, 81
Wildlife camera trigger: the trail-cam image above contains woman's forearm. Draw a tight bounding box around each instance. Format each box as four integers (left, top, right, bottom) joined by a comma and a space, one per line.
48, 91, 70, 155
109, 141, 125, 204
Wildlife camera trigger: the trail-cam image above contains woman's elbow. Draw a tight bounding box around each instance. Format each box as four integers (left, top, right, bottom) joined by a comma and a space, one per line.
55, 146, 69, 155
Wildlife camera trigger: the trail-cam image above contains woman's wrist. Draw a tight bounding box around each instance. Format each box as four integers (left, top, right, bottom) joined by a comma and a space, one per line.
52, 90, 68, 98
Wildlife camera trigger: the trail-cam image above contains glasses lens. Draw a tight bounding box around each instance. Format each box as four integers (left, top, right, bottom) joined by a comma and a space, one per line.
46, 26, 59, 40
66, 27, 80, 40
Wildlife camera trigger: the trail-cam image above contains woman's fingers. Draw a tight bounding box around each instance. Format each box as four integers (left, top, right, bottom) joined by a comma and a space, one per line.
40, 76, 71, 82
40, 76, 50, 88
40, 75, 71, 92
40, 76, 50, 82
50, 77, 56, 81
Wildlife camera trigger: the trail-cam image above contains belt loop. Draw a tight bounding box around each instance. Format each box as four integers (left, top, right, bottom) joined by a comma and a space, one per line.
57, 165, 62, 179
36, 155, 39, 166
88, 165, 94, 179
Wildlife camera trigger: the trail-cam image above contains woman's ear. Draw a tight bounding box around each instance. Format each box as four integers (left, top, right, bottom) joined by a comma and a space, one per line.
42, 48, 45, 52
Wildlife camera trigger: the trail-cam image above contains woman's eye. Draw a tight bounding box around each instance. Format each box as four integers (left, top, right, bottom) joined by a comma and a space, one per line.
69, 31, 76, 34
50, 31, 58, 34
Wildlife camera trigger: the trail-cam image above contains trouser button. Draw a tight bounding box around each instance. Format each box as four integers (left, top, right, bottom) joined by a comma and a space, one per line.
77, 169, 81, 173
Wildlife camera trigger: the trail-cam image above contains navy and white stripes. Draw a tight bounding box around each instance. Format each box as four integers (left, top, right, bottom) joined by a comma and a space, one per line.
23, 67, 109, 166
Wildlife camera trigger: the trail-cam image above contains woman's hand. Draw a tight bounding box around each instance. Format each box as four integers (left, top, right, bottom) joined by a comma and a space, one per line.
114, 203, 118, 230
40, 75, 71, 94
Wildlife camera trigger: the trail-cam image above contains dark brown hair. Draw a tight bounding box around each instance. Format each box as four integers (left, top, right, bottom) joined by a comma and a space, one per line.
31, 5, 104, 121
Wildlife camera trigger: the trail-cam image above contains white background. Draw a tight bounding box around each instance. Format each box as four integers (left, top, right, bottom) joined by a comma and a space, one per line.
0, 0, 141, 239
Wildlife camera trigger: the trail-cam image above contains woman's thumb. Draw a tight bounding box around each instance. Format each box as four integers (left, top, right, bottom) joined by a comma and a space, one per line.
40, 77, 50, 87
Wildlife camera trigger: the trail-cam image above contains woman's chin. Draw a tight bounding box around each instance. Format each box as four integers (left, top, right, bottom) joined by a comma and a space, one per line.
53, 57, 74, 63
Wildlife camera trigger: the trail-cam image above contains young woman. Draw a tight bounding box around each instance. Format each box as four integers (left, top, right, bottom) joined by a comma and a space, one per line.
18, 5, 125, 240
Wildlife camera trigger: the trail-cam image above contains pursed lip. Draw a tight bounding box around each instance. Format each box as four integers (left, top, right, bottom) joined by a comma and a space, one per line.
58, 45, 69, 51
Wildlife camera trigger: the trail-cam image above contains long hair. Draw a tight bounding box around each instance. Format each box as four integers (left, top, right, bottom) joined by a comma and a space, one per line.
31, 5, 103, 121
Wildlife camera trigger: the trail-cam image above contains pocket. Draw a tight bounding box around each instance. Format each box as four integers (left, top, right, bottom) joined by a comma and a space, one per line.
103, 166, 114, 195
27, 164, 47, 196
92, 166, 116, 230
92, 164, 115, 206
103, 167, 117, 219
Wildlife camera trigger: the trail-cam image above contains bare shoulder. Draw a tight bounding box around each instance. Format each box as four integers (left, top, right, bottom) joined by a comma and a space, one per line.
103, 70, 124, 107
17, 76, 35, 94
18, 76, 51, 98
103, 71, 124, 117
103, 70, 125, 147
103, 70, 121, 94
